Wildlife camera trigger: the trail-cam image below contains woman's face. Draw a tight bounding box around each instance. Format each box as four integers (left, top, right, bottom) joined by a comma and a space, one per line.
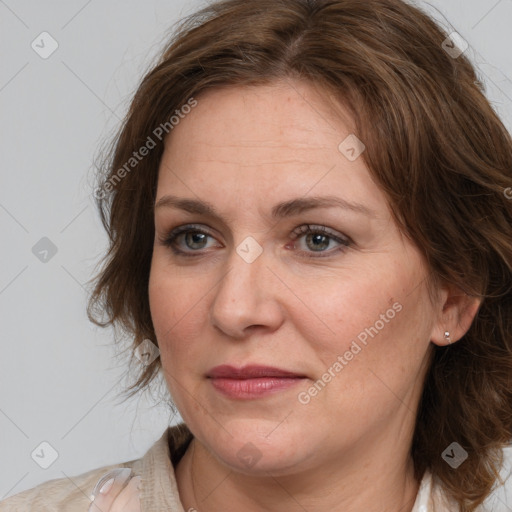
149, 80, 445, 476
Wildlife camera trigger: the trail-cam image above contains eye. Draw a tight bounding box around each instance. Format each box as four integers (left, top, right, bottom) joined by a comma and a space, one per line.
159, 223, 352, 258
289, 224, 351, 258
160, 224, 218, 257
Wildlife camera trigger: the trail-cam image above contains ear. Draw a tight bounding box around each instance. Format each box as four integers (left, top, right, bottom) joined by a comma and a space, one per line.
430, 283, 482, 347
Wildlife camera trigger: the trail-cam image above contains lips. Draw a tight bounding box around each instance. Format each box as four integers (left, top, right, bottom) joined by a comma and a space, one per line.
207, 365, 305, 379
207, 365, 307, 399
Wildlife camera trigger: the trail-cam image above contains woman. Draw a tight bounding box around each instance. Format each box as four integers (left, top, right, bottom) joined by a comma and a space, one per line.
2, 0, 511, 510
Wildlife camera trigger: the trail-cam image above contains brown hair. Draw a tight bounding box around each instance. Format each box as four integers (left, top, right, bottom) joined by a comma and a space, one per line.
87, 0, 512, 509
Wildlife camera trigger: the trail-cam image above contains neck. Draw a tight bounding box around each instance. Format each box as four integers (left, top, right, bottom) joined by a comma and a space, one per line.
175, 429, 421, 512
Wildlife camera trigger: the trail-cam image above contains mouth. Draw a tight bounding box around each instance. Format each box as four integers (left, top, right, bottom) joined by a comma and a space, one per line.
206, 365, 307, 399
207, 364, 306, 379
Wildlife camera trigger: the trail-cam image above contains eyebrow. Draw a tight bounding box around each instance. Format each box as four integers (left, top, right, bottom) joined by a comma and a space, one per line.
154, 194, 376, 220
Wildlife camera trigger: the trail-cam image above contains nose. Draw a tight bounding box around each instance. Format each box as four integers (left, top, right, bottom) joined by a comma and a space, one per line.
209, 240, 285, 339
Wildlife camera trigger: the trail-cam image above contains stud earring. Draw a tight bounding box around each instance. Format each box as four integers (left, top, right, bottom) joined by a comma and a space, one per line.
444, 331, 452, 344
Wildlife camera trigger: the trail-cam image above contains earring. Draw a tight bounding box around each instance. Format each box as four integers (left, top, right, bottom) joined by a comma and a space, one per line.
444, 331, 452, 344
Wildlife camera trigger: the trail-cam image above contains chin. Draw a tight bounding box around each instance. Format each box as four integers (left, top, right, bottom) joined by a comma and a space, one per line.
213, 443, 308, 477
191, 416, 315, 475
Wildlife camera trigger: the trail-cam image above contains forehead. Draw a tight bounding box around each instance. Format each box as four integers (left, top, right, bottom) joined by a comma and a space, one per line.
166, 81, 355, 155
156, 81, 389, 218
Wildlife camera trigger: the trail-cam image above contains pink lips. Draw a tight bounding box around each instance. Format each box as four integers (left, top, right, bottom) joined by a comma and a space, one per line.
207, 365, 306, 399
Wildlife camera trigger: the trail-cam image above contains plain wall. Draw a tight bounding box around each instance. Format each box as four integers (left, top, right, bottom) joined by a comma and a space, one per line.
1, 0, 511, 507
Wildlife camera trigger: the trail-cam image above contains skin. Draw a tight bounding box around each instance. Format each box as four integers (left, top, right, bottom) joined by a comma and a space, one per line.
148, 79, 480, 512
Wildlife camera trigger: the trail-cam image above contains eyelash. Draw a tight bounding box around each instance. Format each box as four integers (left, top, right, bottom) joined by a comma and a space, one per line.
159, 224, 352, 259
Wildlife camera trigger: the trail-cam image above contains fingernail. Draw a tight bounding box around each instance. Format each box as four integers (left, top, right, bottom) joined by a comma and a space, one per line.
99, 477, 114, 494
91, 468, 132, 501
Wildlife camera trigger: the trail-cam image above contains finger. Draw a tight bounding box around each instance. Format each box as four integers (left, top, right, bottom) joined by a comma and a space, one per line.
88, 468, 132, 512
109, 476, 142, 512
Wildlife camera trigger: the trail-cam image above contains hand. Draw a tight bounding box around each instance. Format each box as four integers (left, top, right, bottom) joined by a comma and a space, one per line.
88, 468, 141, 512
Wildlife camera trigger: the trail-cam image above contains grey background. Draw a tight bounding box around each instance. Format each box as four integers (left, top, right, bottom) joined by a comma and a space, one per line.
1, 0, 511, 508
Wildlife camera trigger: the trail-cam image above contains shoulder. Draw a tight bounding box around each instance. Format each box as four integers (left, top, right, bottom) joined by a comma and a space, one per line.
425, 444, 512, 512
0, 424, 192, 512
0, 462, 137, 511
412, 470, 458, 512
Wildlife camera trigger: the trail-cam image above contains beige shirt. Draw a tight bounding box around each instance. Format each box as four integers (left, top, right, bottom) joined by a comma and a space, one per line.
0, 423, 458, 511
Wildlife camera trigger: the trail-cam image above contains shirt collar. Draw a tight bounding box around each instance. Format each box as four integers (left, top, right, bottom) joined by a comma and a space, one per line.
138, 423, 192, 511
139, 423, 452, 512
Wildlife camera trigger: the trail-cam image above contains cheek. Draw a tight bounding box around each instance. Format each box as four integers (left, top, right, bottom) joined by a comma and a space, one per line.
148, 273, 206, 414
297, 272, 396, 343
298, 262, 432, 375
292, 270, 433, 429
148, 260, 208, 369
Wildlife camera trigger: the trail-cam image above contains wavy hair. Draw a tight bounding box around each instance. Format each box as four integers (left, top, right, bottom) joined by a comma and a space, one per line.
87, 0, 512, 509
